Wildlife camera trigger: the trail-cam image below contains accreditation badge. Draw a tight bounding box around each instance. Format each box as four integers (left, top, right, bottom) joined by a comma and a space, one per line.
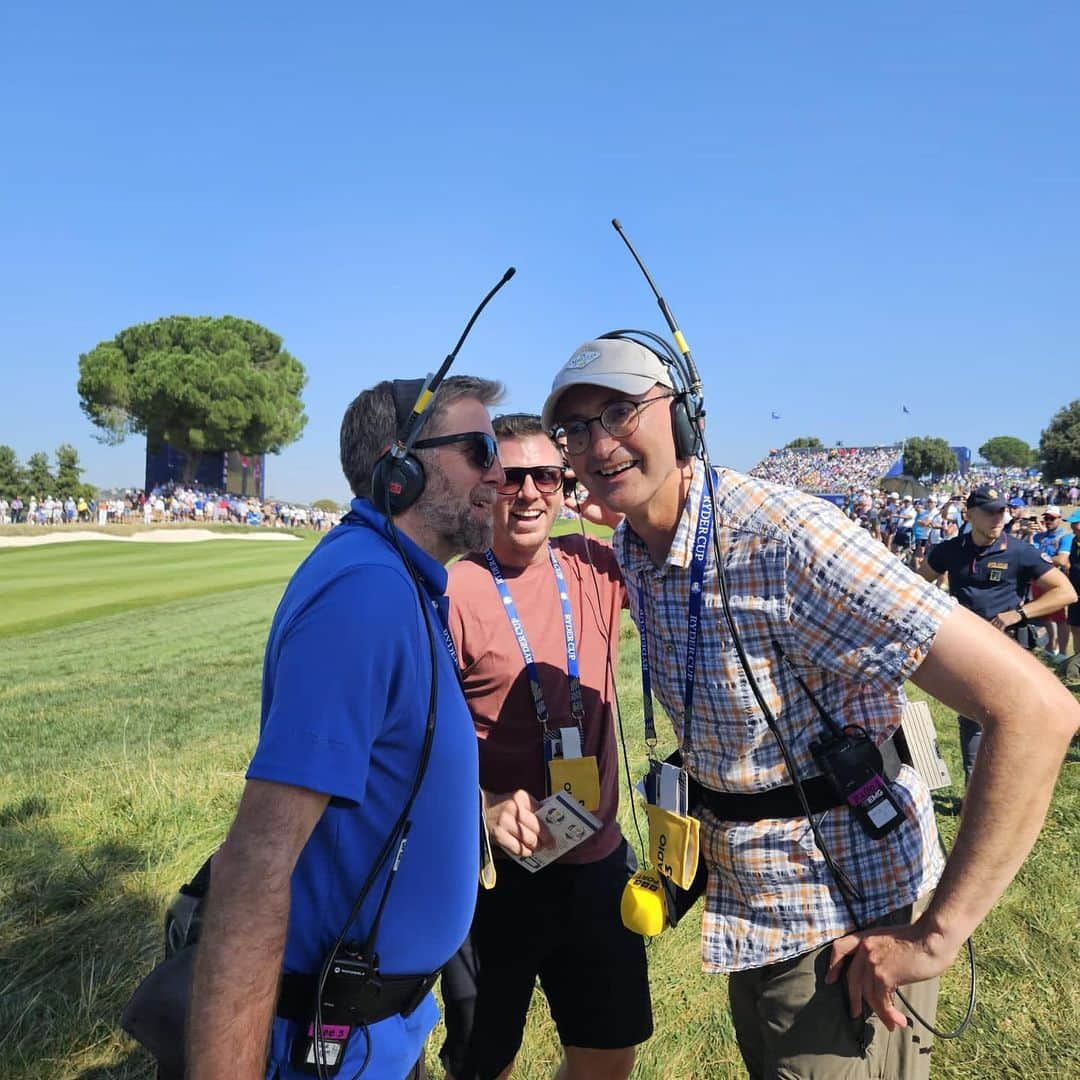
644, 802, 700, 891
548, 755, 601, 812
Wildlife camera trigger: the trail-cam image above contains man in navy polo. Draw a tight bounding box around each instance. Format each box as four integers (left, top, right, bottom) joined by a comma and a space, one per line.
919, 485, 1076, 781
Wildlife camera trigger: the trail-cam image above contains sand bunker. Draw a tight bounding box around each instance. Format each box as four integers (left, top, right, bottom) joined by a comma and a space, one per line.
0, 528, 302, 549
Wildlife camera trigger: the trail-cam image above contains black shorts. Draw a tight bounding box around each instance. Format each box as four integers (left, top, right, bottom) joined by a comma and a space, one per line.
1068, 601, 1080, 628
439, 838, 652, 1079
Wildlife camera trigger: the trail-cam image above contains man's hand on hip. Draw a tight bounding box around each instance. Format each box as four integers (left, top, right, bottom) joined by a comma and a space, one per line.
825, 921, 958, 1030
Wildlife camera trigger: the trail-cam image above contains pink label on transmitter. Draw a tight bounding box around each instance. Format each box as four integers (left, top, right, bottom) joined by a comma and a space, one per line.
847, 774, 883, 807
305, 1023, 351, 1040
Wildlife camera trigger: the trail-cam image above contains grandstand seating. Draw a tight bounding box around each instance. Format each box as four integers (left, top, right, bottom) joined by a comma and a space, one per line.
749, 446, 903, 493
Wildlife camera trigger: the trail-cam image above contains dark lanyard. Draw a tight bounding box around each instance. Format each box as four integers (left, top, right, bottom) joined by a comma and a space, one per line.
483, 545, 584, 730
637, 478, 712, 754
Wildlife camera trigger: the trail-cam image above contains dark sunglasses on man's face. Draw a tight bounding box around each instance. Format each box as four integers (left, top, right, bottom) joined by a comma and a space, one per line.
496, 465, 566, 496
413, 431, 498, 471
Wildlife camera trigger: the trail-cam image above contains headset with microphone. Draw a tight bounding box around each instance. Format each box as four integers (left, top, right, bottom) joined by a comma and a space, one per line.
595, 328, 703, 462
310, 266, 515, 1080
370, 267, 516, 516
602, 219, 975, 1039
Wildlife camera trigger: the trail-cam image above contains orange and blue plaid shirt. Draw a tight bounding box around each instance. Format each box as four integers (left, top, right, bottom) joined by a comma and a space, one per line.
614, 461, 954, 972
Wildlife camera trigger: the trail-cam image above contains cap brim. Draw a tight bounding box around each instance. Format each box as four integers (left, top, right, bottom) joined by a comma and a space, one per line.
541, 372, 663, 431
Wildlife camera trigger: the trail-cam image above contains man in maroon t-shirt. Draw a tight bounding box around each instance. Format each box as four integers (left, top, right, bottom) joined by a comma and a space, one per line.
439, 413, 652, 1080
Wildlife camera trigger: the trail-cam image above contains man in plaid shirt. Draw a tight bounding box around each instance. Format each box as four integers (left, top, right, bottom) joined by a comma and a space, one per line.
542, 337, 1079, 1079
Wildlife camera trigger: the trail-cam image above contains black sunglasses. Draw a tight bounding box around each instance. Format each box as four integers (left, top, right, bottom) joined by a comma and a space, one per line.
413, 431, 498, 471
496, 465, 566, 496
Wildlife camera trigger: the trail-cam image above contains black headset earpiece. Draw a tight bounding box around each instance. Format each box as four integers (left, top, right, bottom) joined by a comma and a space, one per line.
598, 331, 703, 461
669, 392, 701, 461
370, 379, 430, 515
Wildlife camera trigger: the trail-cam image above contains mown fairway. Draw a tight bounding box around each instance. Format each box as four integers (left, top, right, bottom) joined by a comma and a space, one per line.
1, 536, 1078, 1079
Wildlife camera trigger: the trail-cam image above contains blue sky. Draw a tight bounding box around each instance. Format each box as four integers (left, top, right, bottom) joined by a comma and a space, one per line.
2, 3, 1077, 502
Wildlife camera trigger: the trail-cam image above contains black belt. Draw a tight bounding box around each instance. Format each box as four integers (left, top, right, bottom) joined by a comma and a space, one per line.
276, 967, 441, 1027
694, 734, 902, 823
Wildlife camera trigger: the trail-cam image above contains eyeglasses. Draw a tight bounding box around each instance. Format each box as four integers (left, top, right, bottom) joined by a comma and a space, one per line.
558, 394, 675, 455
497, 465, 566, 496
413, 431, 498, 471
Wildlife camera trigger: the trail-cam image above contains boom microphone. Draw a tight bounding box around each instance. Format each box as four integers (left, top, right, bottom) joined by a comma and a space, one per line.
391, 266, 517, 458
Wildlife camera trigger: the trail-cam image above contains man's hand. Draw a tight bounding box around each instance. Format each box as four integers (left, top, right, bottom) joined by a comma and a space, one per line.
825, 921, 958, 1030
990, 608, 1022, 631
187, 780, 328, 1080
484, 789, 549, 856
565, 490, 624, 532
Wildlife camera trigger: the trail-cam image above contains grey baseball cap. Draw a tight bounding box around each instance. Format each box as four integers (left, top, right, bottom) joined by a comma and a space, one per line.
541, 337, 674, 431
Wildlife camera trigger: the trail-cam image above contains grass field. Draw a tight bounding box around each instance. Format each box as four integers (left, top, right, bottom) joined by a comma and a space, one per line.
1, 534, 1078, 1079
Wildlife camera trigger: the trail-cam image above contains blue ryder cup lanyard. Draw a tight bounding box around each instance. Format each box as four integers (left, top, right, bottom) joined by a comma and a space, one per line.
433, 594, 459, 670
483, 545, 585, 732
637, 479, 712, 755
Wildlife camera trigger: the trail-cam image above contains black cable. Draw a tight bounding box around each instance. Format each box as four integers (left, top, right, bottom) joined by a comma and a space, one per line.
307, 265, 516, 1077
701, 465, 864, 903
571, 507, 648, 867
699, 455, 976, 1039
313, 496, 441, 1080
605, 215, 974, 1037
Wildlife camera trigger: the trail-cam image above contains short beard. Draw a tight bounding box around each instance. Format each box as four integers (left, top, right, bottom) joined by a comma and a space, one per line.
418, 456, 494, 555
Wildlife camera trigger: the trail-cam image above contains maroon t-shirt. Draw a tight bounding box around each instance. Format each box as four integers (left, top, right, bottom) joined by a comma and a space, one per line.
447, 533, 626, 864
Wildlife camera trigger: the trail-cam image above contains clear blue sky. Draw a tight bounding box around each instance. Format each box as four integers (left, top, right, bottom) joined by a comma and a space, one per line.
2, 3, 1077, 503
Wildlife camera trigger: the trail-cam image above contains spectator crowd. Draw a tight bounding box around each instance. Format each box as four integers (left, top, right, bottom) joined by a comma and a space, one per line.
0, 483, 341, 531
749, 445, 904, 492
745, 446, 1078, 674
838, 484, 1078, 673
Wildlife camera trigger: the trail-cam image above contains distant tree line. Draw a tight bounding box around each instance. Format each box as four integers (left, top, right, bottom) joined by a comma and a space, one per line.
0, 443, 97, 501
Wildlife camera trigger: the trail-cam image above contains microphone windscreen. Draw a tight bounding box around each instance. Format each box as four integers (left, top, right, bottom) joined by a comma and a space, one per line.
621, 870, 667, 937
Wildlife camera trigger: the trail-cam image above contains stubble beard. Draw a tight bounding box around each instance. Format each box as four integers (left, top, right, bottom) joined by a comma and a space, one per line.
418, 457, 494, 555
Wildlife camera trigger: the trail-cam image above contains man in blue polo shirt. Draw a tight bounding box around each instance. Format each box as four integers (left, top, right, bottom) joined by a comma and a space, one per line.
188, 375, 505, 1080
919, 485, 1076, 781
1033, 507, 1073, 658
1058, 510, 1080, 679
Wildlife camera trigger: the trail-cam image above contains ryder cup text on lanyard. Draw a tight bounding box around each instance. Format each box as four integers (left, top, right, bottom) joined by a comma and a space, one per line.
637, 480, 712, 748
482, 546, 585, 728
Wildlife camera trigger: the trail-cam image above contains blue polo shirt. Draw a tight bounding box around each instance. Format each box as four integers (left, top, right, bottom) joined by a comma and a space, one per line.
913, 508, 931, 541
249, 498, 479, 1079
927, 530, 1054, 620
1034, 525, 1069, 559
